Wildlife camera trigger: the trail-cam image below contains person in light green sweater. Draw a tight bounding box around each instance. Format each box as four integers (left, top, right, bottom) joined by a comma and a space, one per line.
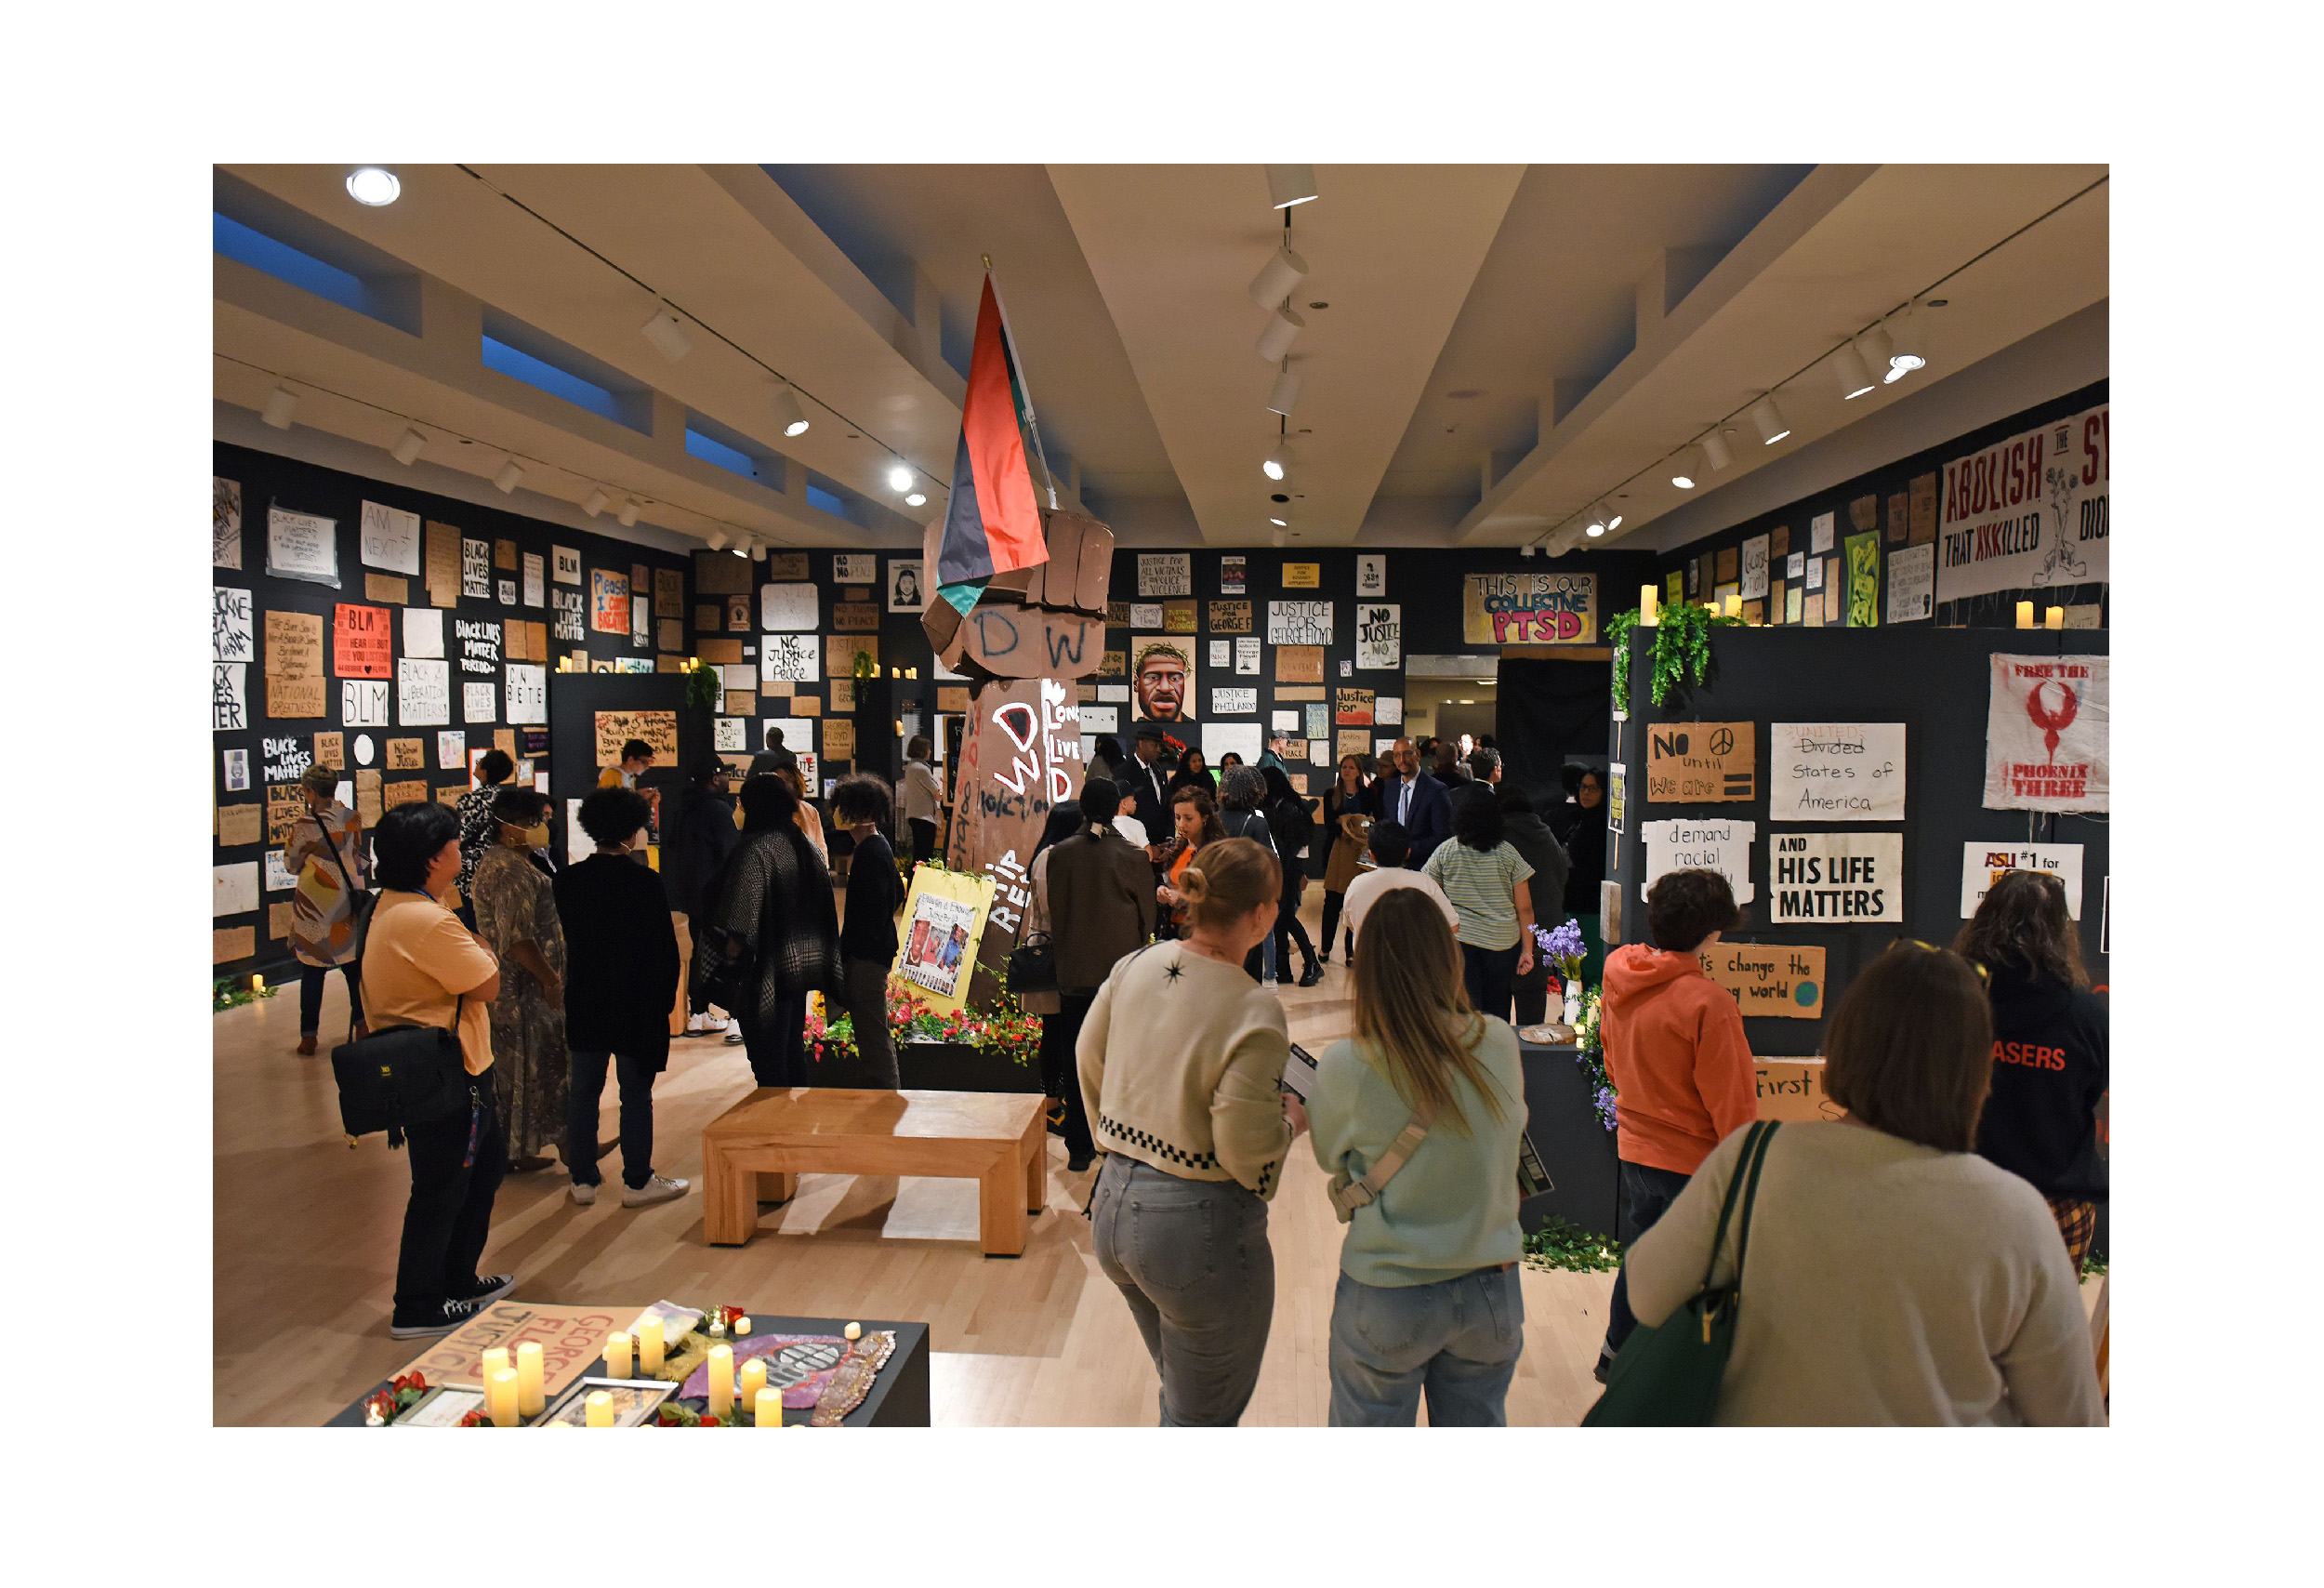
1308, 887, 1526, 1426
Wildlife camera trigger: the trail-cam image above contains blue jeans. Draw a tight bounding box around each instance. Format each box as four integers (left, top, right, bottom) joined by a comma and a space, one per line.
1327, 1266, 1525, 1426
1089, 1155, 1274, 1426
566, 1050, 656, 1192
1602, 1158, 1693, 1360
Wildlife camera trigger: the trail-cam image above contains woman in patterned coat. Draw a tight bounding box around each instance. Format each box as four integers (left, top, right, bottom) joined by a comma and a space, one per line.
288, 764, 366, 1055
470, 786, 568, 1170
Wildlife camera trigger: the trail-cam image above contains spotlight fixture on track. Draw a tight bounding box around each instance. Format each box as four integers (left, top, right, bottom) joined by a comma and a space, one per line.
1884, 307, 1926, 381
905, 492, 927, 508
1248, 245, 1310, 310
391, 428, 426, 465
705, 530, 726, 551
1262, 443, 1290, 483
1266, 367, 1301, 417
581, 487, 609, 518
1584, 505, 1608, 537
1702, 430, 1734, 472
640, 306, 693, 363
1271, 527, 1287, 547
260, 387, 297, 430
494, 459, 524, 494
770, 383, 811, 437
1519, 541, 1538, 558
1670, 448, 1700, 490
1832, 341, 1878, 400
1750, 395, 1790, 446
1855, 323, 1895, 378
616, 498, 638, 527
1255, 305, 1305, 363
1264, 165, 1319, 209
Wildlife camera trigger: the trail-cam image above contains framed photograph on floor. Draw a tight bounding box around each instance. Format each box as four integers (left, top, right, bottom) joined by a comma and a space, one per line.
536, 1377, 675, 1428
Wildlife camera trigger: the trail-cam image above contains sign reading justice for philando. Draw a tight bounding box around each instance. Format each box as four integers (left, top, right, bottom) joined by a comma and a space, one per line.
1769, 831, 1903, 923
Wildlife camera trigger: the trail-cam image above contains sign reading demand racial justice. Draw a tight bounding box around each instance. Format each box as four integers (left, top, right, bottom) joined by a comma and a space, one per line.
1640, 818, 1755, 905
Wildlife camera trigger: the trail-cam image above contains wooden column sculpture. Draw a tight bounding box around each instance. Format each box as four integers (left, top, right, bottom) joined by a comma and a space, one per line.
920, 508, 1115, 1009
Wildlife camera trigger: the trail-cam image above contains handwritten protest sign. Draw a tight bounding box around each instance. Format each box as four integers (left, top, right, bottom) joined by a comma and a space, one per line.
1698, 943, 1827, 1019
592, 709, 678, 769
1984, 654, 2107, 812
1769, 832, 1902, 923
334, 604, 392, 679
1645, 721, 1755, 803
1768, 722, 1905, 822
1639, 817, 1755, 904
1960, 841, 2083, 920
1464, 572, 1596, 644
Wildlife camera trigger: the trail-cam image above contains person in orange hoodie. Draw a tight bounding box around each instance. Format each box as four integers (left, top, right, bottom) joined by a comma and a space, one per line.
1593, 867, 1757, 1381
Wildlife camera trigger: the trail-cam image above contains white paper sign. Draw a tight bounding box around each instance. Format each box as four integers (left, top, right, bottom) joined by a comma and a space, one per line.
461, 537, 492, 599
1804, 558, 1825, 591
222, 748, 250, 791
522, 552, 545, 606
1961, 842, 2083, 920
1272, 710, 1301, 732
760, 583, 818, 630
834, 553, 877, 585
1937, 403, 2108, 602
1268, 601, 1333, 645
721, 665, 755, 695
213, 664, 248, 732
505, 664, 547, 725
398, 657, 451, 726
1235, 637, 1261, 675
1081, 707, 1120, 734
341, 679, 390, 727
1768, 722, 1907, 823
1740, 535, 1770, 601
1640, 818, 1757, 905
213, 587, 254, 662
564, 799, 594, 861
553, 546, 581, 584
267, 506, 341, 588
1356, 603, 1401, 669
760, 634, 820, 683
1212, 688, 1258, 716
1811, 511, 1835, 554
1886, 543, 1934, 624
1984, 654, 2108, 813
1203, 721, 1263, 766
1097, 684, 1129, 703
1786, 551, 1806, 581
353, 734, 375, 767
1377, 696, 1404, 727
1129, 602, 1164, 629
1209, 641, 1231, 668
715, 718, 746, 751
1356, 554, 1387, 599
264, 850, 297, 893
1768, 831, 1903, 922
1137, 553, 1192, 597
760, 718, 813, 758
403, 608, 444, 659
214, 478, 243, 570
214, 862, 259, 917
359, 500, 420, 575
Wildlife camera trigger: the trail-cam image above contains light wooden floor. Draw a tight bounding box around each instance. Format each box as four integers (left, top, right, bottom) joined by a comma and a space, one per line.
213, 890, 1623, 1426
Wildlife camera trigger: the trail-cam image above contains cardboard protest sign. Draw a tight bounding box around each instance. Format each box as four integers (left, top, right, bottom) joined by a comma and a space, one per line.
1768, 722, 1906, 823
591, 709, 678, 769
1984, 654, 2107, 812
1639, 818, 1755, 904
1768, 831, 1903, 923
1697, 943, 1827, 1019
1462, 572, 1596, 644
1645, 721, 1755, 803
1755, 1059, 1841, 1122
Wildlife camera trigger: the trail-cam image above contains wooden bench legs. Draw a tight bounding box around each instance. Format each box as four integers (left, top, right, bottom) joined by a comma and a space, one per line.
702, 1121, 1047, 1256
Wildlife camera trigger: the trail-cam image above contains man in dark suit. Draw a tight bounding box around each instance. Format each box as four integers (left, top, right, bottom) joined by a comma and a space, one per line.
1123, 722, 1174, 842
1369, 735, 1452, 868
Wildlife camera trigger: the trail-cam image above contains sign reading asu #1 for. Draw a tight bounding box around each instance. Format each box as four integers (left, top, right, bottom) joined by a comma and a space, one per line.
1769, 832, 1903, 923
1768, 722, 1905, 822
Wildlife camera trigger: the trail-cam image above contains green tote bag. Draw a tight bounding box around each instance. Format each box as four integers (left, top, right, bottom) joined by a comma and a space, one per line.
1582, 1120, 1780, 1427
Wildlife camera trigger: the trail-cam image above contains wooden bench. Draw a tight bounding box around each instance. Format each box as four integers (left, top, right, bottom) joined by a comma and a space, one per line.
702, 1088, 1048, 1256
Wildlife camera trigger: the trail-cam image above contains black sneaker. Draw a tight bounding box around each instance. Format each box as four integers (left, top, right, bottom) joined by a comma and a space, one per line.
1298, 962, 1326, 987
1591, 1354, 1612, 1385
457, 1274, 516, 1305
390, 1295, 489, 1339
1066, 1151, 1096, 1172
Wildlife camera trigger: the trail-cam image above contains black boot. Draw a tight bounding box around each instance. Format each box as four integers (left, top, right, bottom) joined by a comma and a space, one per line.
1298, 959, 1325, 987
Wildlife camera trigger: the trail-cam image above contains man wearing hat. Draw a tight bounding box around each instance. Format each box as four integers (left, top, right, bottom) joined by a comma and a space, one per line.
1260, 728, 1291, 774
1125, 722, 1175, 840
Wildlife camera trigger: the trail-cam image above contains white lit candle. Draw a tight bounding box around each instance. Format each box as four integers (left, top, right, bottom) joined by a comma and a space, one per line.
755, 1387, 782, 1426
1639, 585, 1658, 626
733, 1316, 751, 1335
1723, 592, 1740, 618
844, 1321, 862, 1342
515, 1341, 545, 1417
2015, 600, 2035, 629
638, 1317, 664, 1374
2045, 606, 2065, 630
481, 1345, 509, 1387
486, 1367, 521, 1428
605, 1331, 632, 1380
706, 1344, 734, 1419
585, 1389, 614, 1427
739, 1356, 767, 1409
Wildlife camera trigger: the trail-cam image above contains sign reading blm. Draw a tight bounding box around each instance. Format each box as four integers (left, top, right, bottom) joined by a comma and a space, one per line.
1646, 721, 1755, 803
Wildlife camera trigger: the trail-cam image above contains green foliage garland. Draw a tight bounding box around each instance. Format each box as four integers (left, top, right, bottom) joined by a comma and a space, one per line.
1607, 603, 1746, 715
682, 657, 722, 713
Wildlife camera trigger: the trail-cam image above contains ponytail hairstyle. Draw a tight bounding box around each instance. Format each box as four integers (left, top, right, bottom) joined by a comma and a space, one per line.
1176, 837, 1280, 936
1352, 886, 1506, 1135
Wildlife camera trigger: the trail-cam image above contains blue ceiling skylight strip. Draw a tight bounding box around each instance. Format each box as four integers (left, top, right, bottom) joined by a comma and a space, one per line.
482, 335, 621, 422
213, 212, 366, 314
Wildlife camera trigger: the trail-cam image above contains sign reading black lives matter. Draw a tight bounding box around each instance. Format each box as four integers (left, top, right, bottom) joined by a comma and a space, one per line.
1769, 831, 1903, 922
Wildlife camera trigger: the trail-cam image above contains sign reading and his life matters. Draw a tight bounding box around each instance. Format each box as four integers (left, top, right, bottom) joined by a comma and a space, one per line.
1983, 654, 2108, 812
1961, 842, 2084, 920
1697, 943, 1828, 1019
1767, 722, 1906, 822
1645, 721, 1755, 803
1462, 572, 1596, 644
1937, 402, 2109, 602
1768, 831, 1903, 922
1639, 818, 1756, 905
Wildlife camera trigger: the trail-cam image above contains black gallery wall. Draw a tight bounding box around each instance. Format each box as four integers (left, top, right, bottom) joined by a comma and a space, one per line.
1654, 378, 2109, 632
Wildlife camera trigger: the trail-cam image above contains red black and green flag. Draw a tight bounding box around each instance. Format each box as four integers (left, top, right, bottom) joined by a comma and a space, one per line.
935, 274, 1052, 614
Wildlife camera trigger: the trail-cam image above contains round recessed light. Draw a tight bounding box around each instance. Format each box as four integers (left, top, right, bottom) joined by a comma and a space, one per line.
1270, 493, 1290, 504
905, 492, 927, 507
345, 166, 401, 206
886, 464, 912, 492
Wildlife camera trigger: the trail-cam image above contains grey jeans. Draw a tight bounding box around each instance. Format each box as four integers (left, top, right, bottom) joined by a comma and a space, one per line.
1327, 1264, 1525, 1426
840, 956, 898, 1088
1089, 1155, 1274, 1425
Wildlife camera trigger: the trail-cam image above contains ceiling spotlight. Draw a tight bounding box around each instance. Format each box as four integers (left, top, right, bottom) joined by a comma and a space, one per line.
1262, 443, 1289, 482
1255, 306, 1306, 364
1583, 505, 1607, 537
1750, 395, 1790, 446
1832, 341, 1878, 400
1247, 245, 1310, 310
1604, 507, 1623, 533
1271, 528, 1287, 547
581, 487, 609, 519
390, 428, 426, 465
1266, 368, 1301, 417
1269, 516, 1289, 527
1670, 448, 1699, 490
770, 383, 811, 437
1702, 430, 1734, 471
1264, 164, 1319, 209
886, 463, 913, 492
1885, 308, 1926, 380
260, 387, 297, 430
617, 498, 638, 527
1519, 541, 1538, 558
640, 306, 693, 363
1854, 323, 1895, 378
747, 538, 767, 561
706, 530, 726, 551
905, 492, 928, 508
494, 460, 524, 494
345, 166, 401, 206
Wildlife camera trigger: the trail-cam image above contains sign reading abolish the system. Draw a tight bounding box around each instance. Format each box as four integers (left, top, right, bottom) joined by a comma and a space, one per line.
1768, 722, 1906, 822
1769, 831, 1903, 922
1697, 944, 1827, 1019
1646, 721, 1755, 803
